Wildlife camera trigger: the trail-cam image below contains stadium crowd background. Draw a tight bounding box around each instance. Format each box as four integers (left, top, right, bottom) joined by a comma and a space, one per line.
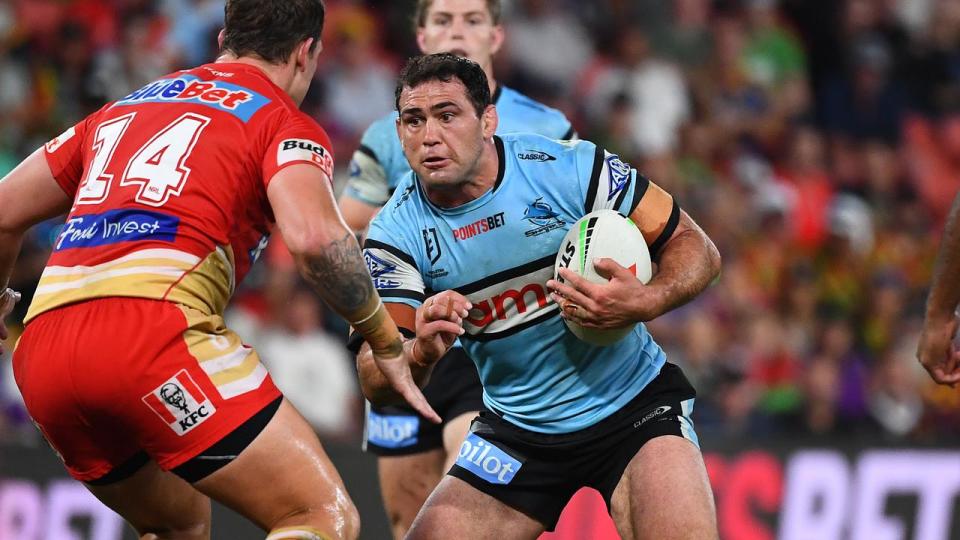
1, 0, 959, 449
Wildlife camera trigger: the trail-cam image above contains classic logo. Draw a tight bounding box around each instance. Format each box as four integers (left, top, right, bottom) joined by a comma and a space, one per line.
455, 432, 523, 485
366, 410, 419, 448
394, 184, 415, 209
422, 227, 442, 265
142, 370, 217, 436
523, 198, 565, 237
606, 154, 631, 201
633, 405, 672, 428
453, 212, 506, 241
364, 251, 402, 289
517, 150, 556, 162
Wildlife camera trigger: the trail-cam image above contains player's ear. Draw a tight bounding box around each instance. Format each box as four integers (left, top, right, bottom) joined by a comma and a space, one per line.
489, 25, 505, 56
296, 37, 316, 71
217, 29, 225, 50
416, 29, 428, 53
481, 104, 498, 138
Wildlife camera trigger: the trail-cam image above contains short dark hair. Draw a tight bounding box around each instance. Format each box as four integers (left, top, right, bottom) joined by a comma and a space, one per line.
221, 0, 325, 64
395, 53, 491, 116
413, 0, 502, 29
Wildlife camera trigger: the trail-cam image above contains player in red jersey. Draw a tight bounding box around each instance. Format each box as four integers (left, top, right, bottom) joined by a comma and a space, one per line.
0, 1, 436, 539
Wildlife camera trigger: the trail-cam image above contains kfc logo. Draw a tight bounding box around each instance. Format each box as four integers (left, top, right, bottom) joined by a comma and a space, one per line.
142, 370, 216, 436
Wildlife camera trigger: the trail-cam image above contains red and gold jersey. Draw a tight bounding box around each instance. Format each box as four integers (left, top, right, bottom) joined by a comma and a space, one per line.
26, 62, 334, 322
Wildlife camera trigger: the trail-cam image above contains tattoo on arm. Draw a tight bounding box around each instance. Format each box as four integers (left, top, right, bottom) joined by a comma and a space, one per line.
303, 231, 377, 318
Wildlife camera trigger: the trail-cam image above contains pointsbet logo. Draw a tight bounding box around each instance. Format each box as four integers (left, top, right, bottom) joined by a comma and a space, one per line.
455, 433, 523, 485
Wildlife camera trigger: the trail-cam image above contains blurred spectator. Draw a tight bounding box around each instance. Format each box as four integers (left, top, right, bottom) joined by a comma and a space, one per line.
504, 0, 593, 95
866, 335, 926, 438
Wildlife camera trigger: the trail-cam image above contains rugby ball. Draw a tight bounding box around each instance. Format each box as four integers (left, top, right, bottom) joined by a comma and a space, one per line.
554, 209, 652, 345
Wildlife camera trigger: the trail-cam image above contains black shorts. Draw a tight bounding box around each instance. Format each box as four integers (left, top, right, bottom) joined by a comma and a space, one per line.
364, 347, 485, 456
448, 362, 698, 531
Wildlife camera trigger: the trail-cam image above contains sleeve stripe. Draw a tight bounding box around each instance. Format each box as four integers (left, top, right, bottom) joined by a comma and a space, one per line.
363, 239, 419, 270
378, 289, 426, 302
628, 173, 650, 214
561, 125, 576, 140
583, 145, 604, 215
649, 200, 680, 260
612, 169, 631, 210
357, 144, 380, 164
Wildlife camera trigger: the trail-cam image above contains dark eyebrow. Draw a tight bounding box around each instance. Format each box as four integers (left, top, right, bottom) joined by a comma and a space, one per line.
400, 106, 424, 117
430, 101, 459, 112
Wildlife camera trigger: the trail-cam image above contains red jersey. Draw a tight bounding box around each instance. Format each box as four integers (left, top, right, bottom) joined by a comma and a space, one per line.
27, 62, 334, 322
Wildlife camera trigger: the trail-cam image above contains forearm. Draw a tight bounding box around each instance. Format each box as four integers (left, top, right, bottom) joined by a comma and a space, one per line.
0, 229, 24, 291
926, 193, 960, 321
295, 228, 402, 357
644, 227, 721, 318
356, 339, 435, 405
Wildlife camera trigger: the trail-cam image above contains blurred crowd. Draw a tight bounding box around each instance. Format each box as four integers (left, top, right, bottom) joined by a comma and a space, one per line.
2, 0, 959, 445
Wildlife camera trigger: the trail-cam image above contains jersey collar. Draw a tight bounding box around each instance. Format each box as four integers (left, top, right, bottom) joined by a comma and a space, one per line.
416, 136, 506, 216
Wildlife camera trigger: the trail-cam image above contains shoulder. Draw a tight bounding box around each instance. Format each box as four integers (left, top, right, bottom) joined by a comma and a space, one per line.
499, 133, 596, 167
496, 86, 574, 139
359, 111, 401, 151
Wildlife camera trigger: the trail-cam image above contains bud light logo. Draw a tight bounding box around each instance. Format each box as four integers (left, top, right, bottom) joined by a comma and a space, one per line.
366, 410, 419, 448
455, 433, 523, 485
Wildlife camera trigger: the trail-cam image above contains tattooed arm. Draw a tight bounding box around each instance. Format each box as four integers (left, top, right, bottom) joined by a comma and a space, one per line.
267, 164, 439, 420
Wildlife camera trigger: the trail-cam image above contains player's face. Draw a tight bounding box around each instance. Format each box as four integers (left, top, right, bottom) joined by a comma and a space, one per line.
417, 0, 504, 67
397, 79, 496, 188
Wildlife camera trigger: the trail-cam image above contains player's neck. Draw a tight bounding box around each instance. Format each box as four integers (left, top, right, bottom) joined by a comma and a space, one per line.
215, 54, 294, 97
423, 139, 500, 208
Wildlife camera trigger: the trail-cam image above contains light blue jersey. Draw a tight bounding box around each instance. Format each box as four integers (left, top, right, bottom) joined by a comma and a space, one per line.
364, 133, 667, 434
344, 85, 574, 207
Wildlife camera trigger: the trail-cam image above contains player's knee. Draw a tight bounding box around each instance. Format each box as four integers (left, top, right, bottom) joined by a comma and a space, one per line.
269, 501, 360, 540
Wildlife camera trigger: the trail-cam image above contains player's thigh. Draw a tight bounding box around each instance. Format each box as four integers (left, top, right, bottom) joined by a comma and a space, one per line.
442, 411, 478, 471
86, 458, 211, 539
193, 399, 357, 532
407, 475, 544, 540
611, 435, 717, 540
377, 449, 445, 538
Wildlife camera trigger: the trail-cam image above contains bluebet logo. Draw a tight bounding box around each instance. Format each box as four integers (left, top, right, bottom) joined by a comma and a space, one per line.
113, 75, 270, 122
366, 410, 419, 448
455, 433, 522, 485
56, 209, 179, 251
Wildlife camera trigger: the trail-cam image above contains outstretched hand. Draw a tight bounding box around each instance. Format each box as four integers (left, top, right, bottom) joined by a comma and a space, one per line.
0, 288, 22, 356
548, 258, 656, 328
414, 291, 471, 365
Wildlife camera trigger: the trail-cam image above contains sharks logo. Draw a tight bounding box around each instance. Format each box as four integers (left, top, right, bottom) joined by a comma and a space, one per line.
364, 251, 401, 289
523, 198, 565, 237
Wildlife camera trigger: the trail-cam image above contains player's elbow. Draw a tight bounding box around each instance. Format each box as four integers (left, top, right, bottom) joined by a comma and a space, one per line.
285, 222, 354, 261
705, 237, 722, 282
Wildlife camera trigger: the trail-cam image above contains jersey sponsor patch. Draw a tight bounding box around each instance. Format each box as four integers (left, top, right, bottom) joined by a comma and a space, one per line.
366, 409, 419, 448
45, 126, 76, 153
461, 262, 558, 336
277, 139, 334, 180
142, 370, 217, 436
455, 432, 522, 485
113, 75, 270, 122
606, 155, 631, 201
55, 209, 180, 251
